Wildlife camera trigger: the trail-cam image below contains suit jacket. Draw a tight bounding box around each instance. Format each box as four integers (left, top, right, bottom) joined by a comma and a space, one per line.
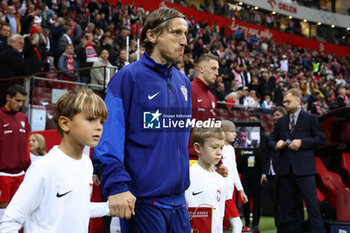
0, 47, 30, 78
269, 111, 325, 176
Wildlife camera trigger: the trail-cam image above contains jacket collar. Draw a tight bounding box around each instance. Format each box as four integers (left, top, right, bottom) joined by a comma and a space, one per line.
1, 105, 16, 114
193, 77, 210, 91
141, 52, 176, 77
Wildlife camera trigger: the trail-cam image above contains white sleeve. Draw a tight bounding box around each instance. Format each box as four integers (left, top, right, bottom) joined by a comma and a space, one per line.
2, 163, 43, 226
90, 202, 110, 218
232, 151, 243, 191
0, 214, 22, 233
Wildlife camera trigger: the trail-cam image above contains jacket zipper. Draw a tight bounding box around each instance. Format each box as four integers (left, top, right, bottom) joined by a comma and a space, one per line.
167, 68, 175, 103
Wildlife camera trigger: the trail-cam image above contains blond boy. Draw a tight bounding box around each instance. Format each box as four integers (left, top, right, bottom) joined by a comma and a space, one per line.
185, 126, 227, 233
0, 90, 110, 233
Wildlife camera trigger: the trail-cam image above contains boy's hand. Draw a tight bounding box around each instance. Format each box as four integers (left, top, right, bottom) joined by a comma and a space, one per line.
260, 176, 267, 185
92, 175, 100, 186
108, 191, 136, 219
239, 190, 248, 203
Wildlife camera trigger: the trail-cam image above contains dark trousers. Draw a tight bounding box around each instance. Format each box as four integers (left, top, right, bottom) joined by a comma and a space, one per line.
241, 168, 261, 227
267, 175, 280, 229
280, 173, 326, 233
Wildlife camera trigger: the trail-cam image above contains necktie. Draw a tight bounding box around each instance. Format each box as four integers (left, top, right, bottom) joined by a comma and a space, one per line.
290, 114, 295, 132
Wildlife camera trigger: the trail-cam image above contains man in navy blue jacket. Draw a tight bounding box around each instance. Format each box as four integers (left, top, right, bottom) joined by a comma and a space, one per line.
269, 88, 326, 233
93, 7, 192, 233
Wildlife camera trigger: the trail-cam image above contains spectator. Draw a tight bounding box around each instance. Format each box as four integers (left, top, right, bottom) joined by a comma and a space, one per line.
212, 82, 226, 101
219, 58, 234, 84
261, 95, 274, 109
50, 16, 64, 67
65, 17, 82, 47
21, 7, 42, 35
29, 133, 47, 164
0, 23, 10, 51
76, 31, 99, 83
0, 85, 30, 220
246, 90, 260, 108
258, 72, 275, 101
91, 48, 115, 92
183, 53, 193, 76
23, 28, 49, 74
334, 86, 349, 108
4, 5, 20, 33
57, 44, 79, 82
274, 81, 286, 106
93, 7, 192, 232
280, 55, 289, 72
113, 48, 127, 70
57, 25, 73, 56
239, 65, 252, 88
0, 34, 29, 78
114, 27, 129, 51
40, 4, 55, 28
239, 86, 250, 106
130, 18, 141, 39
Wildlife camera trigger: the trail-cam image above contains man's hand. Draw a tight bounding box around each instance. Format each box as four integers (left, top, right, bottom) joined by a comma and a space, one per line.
260, 176, 267, 185
108, 191, 136, 219
216, 164, 228, 177
239, 190, 248, 203
275, 140, 286, 150
288, 139, 302, 151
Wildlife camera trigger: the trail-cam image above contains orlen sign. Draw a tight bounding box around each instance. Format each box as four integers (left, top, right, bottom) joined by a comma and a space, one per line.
267, 0, 297, 14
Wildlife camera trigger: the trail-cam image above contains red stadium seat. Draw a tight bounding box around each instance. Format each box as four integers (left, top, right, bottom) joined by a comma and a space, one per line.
32, 87, 52, 106
315, 156, 347, 208
340, 152, 350, 188
30, 129, 61, 151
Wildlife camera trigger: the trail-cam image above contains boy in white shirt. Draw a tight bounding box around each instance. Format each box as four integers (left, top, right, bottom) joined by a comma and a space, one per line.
185, 126, 227, 233
0, 90, 111, 233
221, 120, 248, 233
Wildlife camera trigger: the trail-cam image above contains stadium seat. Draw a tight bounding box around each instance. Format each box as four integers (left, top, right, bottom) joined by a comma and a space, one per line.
32, 87, 52, 106
340, 152, 350, 187
315, 156, 347, 208
216, 108, 231, 120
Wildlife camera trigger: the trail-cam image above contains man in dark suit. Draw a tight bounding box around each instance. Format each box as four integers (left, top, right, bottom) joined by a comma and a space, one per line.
269, 88, 326, 233
0, 34, 29, 78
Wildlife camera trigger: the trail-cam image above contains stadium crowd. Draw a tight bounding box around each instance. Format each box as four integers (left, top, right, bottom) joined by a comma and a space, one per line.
0, 0, 348, 114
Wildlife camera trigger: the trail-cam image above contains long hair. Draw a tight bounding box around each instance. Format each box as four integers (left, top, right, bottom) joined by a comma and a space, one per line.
140, 7, 186, 55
